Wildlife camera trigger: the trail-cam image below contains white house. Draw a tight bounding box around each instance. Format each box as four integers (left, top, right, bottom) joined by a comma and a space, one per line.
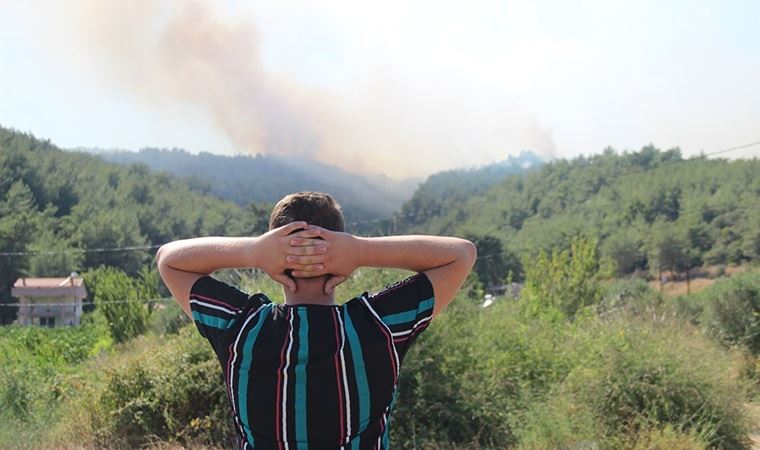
11, 273, 87, 327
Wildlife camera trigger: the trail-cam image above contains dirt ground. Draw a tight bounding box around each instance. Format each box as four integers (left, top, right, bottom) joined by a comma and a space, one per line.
649, 265, 750, 297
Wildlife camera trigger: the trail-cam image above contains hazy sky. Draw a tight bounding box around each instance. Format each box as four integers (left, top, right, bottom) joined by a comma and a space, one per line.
1, 0, 758, 177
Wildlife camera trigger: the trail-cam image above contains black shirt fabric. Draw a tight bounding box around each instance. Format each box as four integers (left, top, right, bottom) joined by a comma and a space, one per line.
189, 273, 435, 449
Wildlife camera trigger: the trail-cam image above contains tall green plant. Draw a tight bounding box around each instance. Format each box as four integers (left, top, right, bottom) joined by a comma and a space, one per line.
521, 236, 606, 319
85, 266, 158, 343
701, 272, 760, 354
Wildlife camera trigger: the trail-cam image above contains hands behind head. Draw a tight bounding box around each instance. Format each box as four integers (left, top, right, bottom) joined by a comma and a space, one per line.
261, 222, 359, 294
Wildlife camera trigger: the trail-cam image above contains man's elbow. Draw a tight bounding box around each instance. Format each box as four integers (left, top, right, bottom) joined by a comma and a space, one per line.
460, 239, 477, 268
155, 244, 172, 273
155, 245, 166, 266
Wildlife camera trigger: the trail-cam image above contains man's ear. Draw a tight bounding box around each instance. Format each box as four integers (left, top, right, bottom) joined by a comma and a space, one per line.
324, 275, 347, 294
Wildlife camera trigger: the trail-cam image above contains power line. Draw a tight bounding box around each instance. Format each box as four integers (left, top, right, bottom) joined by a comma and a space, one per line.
702, 140, 760, 156
346, 213, 416, 228
0, 297, 174, 308
0, 244, 161, 257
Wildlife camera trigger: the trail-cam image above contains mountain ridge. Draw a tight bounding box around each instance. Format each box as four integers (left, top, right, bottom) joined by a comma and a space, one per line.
83, 147, 420, 222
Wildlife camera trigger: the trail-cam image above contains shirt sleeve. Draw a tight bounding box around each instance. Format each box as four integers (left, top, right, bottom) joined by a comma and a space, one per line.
189, 276, 269, 347
366, 273, 436, 353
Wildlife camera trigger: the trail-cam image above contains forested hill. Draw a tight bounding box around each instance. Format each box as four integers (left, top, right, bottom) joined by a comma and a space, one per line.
399, 150, 544, 227
400, 146, 760, 283
0, 126, 272, 318
91, 147, 420, 220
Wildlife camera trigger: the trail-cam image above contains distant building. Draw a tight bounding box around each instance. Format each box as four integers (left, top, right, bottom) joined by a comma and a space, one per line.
485, 282, 523, 299
11, 273, 87, 327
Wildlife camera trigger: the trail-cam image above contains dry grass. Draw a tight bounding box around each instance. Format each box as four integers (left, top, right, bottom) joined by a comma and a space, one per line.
649, 265, 751, 297
747, 403, 760, 450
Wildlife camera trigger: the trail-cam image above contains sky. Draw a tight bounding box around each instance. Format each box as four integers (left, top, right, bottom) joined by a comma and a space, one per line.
0, 0, 758, 178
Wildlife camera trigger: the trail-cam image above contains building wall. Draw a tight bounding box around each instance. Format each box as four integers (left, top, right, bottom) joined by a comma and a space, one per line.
18, 295, 82, 327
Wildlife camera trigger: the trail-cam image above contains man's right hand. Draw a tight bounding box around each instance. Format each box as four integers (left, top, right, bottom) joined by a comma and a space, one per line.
256, 222, 328, 292
288, 226, 362, 294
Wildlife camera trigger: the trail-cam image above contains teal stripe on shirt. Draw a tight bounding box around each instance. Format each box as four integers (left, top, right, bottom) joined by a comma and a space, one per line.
343, 308, 370, 450
380, 297, 435, 325
382, 388, 398, 450
295, 308, 310, 449
192, 310, 234, 329
238, 306, 271, 447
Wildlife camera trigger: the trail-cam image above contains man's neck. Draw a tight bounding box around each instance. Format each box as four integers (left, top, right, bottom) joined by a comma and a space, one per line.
283, 279, 336, 306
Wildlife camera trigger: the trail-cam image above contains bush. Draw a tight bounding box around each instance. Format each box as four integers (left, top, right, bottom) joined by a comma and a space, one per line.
515, 318, 750, 449
598, 278, 662, 316
394, 299, 579, 448
89, 326, 236, 449
392, 299, 751, 449
700, 272, 760, 353
521, 236, 606, 319
85, 265, 159, 343
149, 301, 190, 336
0, 323, 108, 447
627, 427, 707, 450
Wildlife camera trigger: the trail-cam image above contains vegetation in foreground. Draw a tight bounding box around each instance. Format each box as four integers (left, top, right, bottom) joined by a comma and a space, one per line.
1, 249, 758, 449
2, 127, 760, 447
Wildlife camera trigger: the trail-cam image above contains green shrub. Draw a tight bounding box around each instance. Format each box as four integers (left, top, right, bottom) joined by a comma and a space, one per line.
700, 272, 760, 353
390, 287, 752, 449
393, 300, 488, 446
521, 236, 607, 319
0, 323, 108, 448
85, 265, 159, 343
627, 427, 707, 450
393, 299, 578, 448
598, 278, 662, 316
515, 318, 750, 449
91, 326, 236, 448
149, 301, 190, 335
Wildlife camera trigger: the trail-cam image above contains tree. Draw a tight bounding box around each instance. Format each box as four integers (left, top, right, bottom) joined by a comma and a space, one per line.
85, 266, 158, 343
602, 229, 646, 276
521, 236, 604, 319
72, 209, 149, 275
25, 227, 84, 278
647, 221, 697, 293
0, 181, 40, 323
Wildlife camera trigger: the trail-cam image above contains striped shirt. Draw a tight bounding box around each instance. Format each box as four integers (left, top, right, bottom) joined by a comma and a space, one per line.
189, 273, 436, 449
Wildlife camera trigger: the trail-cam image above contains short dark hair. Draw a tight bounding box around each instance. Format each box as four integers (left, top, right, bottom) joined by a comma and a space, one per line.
269, 192, 345, 232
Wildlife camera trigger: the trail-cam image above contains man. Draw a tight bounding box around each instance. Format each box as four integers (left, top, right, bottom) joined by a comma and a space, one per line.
156, 192, 476, 449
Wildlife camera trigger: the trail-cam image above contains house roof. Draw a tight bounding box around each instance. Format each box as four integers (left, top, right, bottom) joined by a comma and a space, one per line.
14, 277, 84, 288
12, 276, 87, 299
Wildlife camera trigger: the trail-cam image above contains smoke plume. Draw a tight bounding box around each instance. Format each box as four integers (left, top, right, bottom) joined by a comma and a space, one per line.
43, 0, 555, 177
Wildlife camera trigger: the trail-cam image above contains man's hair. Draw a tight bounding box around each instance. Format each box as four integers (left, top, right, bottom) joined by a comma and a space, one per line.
269, 191, 345, 232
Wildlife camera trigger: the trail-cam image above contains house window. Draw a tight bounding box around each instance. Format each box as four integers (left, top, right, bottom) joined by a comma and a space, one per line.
40, 317, 56, 328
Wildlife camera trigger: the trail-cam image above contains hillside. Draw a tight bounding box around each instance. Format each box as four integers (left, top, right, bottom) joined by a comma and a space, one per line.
89, 147, 421, 223
0, 126, 269, 321
400, 145, 760, 285
400, 150, 544, 227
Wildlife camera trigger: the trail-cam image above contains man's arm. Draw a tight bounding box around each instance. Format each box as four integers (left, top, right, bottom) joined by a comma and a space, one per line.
156, 222, 326, 316
289, 231, 477, 317
360, 236, 477, 317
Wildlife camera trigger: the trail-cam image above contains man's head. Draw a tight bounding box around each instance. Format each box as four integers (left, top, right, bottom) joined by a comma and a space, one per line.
269, 191, 344, 232
270, 192, 344, 300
